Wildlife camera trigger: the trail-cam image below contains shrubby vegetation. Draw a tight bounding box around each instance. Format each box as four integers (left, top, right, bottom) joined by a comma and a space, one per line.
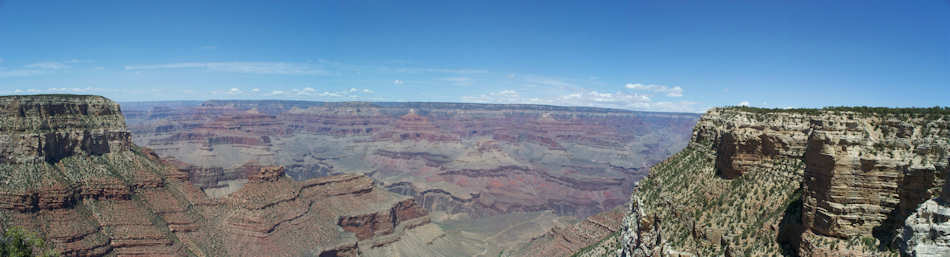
0, 227, 58, 257
723, 105, 950, 116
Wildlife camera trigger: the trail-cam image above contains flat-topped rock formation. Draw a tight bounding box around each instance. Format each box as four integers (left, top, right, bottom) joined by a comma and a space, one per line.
0, 94, 131, 164
615, 107, 950, 257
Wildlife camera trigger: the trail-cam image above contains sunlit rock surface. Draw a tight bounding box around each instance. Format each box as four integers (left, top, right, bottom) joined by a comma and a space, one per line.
616, 107, 949, 257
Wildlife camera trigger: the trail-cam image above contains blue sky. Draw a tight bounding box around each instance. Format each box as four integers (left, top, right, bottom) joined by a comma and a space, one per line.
0, 1, 947, 112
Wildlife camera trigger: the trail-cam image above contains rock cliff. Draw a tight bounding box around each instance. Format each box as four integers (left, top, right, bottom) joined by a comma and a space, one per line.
0, 95, 457, 257
899, 167, 950, 256
0, 95, 202, 256
0, 95, 131, 165
616, 107, 950, 257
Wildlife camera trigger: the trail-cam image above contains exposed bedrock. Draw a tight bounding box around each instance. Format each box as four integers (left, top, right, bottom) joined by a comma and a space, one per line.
0, 95, 131, 164
619, 107, 950, 257
0, 95, 199, 256
800, 117, 948, 249
899, 162, 950, 256
214, 166, 434, 256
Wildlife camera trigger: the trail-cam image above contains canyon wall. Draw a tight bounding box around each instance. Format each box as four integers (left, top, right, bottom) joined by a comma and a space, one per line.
618, 107, 950, 257
0, 95, 460, 257
0, 95, 131, 165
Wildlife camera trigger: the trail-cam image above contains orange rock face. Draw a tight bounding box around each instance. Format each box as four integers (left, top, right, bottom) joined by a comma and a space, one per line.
208, 169, 430, 256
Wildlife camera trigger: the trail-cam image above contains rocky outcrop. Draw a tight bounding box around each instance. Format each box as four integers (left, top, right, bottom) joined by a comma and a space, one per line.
619, 196, 665, 257
899, 165, 950, 256
0, 95, 201, 256
0, 95, 131, 164
203, 166, 433, 256
617, 107, 950, 257
900, 199, 950, 256
799, 113, 948, 254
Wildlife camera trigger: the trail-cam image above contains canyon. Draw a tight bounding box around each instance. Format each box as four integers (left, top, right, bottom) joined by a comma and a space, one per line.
121, 100, 699, 255
6, 95, 945, 256
611, 107, 950, 257
0, 95, 502, 256
0, 95, 700, 256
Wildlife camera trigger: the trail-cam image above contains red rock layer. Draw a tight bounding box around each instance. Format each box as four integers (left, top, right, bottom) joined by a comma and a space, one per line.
206, 167, 431, 257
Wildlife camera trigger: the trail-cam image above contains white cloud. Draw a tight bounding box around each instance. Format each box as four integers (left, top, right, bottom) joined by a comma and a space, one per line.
226, 88, 243, 95
10, 87, 103, 94
267, 87, 374, 99
0, 69, 46, 78
521, 75, 573, 88
463, 88, 699, 112
292, 87, 318, 96
124, 62, 328, 75
25, 62, 70, 70
320, 91, 342, 97
0, 60, 90, 77
22, 59, 91, 70
393, 80, 404, 85
251, 88, 260, 92
384, 67, 488, 74
625, 83, 684, 97
739, 101, 750, 106
440, 77, 473, 86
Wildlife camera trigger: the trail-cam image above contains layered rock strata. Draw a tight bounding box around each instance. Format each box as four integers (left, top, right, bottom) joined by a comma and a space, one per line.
0, 95, 131, 164
202, 166, 435, 256
123, 100, 699, 219
0, 95, 203, 256
0, 95, 452, 257
617, 107, 950, 257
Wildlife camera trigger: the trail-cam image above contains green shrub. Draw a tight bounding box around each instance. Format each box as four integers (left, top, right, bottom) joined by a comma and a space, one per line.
0, 227, 58, 257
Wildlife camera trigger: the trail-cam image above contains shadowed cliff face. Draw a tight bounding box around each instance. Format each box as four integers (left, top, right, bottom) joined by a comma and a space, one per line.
618, 107, 950, 257
122, 100, 699, 220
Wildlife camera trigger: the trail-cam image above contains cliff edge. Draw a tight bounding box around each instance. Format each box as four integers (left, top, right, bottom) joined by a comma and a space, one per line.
616, 107, 949, 257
